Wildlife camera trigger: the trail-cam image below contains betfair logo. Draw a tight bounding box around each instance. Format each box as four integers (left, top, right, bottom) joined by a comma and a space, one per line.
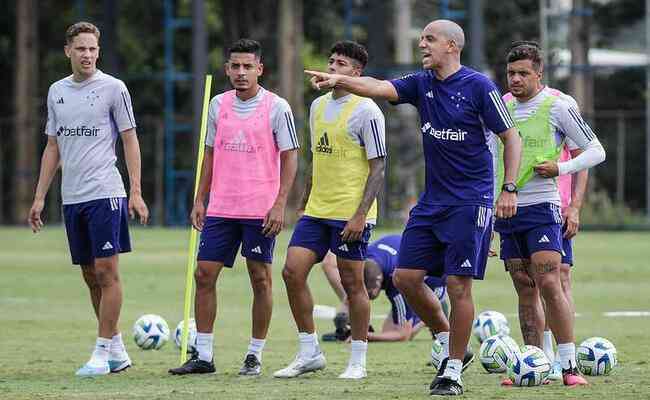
315, 132, 332, 154
222, 130, 261, 153
56, 125, 99, 137
523, 136, 550, 148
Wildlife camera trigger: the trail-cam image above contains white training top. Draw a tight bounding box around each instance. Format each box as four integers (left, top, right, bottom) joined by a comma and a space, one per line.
45, 70, 135, 205
205, 87, 299, 151
309, 93, 387, 160
505, 87, 605, 206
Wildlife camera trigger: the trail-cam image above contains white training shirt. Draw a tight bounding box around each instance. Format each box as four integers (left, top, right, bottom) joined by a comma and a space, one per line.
308, 93, 387, 160
205, 87, 299, 151
45, 70, 135, 205
505, 87, 605, 206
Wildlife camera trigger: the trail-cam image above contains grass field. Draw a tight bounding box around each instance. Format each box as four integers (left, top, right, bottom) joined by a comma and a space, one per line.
1, 226, 650, 399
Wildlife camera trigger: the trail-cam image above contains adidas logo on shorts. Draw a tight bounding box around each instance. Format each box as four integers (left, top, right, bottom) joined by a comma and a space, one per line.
102, 241, 114, 250
338, 244, 349, 252
538, 235, 550, 243
461, 259, 472, 268
251, 246, 262, 254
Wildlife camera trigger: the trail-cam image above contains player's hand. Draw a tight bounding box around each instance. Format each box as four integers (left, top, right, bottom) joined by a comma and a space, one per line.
495, 192, 517, 219
534, 161, 559, 178
563, 205, 580, 239
341, 213, 365, 242
262, 202, 285, 237
129, 193, 149, 225
305, 70, 340, 91
190, 202, 206, 231
28, 199, 45, 233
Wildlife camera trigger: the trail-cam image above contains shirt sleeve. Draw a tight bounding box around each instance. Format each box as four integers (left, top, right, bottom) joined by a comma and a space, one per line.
204, 96, 220, 148
478, 79, 515, 135
555, 100, 597, 149
389, 72, 421, 106
387, 291, 411, 326
358, 100, 387, 159
110, 80, 137, 132
45, 87, 57, 136
271, 97, 300, 151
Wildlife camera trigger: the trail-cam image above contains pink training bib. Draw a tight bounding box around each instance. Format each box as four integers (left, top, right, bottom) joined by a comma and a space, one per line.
558, 146, 572, 210
206, 90, 280, 219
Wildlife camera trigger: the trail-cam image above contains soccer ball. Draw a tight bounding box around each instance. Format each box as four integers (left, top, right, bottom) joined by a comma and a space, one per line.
133, 314, 170, 350
479, 334, 519, 373
472, 311, 510, 343
577, 337, 618, 376
174, 318, 198, 354
430, 339, 444, 369
507, 345, 551, 386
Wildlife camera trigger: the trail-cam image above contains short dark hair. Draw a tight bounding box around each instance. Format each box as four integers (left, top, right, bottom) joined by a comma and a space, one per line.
228, 38, 262, 60
66, 22, 100, 44
364, 259, 383, 293
329, 40, 368, 68
507, 41, 543, 71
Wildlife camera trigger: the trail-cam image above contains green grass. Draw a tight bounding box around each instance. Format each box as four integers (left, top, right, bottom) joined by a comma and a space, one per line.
1, 226, 649, 399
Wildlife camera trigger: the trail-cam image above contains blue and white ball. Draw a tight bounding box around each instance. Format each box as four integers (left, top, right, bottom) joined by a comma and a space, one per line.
472, 311, 510, 343
479, 334, 519, 373
507, 345, 551, 386
174, 318, 198, 354
577, 337, 618, 376
133, 314, 170, 350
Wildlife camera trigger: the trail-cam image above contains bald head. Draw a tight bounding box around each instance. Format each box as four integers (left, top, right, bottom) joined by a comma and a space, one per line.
426, 19, 465, 52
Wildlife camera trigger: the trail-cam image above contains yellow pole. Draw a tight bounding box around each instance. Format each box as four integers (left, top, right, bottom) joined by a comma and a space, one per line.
180, 75, 212, 363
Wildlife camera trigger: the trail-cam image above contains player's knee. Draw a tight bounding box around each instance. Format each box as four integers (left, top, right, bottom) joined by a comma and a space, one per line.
194, 265, 217, 289
340, 274, 365, 297
250, 271, 272, 294
536, 274, 562, 299
282, 264, 303, 287
94, 267, 118, 288
446, 276, 472, 300
81, 266, 99, 289
392, 270, 413, 293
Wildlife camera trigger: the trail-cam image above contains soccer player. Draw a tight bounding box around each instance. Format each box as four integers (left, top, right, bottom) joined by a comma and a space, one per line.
168, 39, 299, 376
274, 41, 386, 380
306, 20, 522, 396
28, 22, 149, 377
493, 41, 605, 387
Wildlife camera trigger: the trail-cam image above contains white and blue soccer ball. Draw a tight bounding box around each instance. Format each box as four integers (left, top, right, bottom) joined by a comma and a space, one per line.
507, 345, 552, 386
472, 310, 510, 343
174, 318, 198, 354
479, 334, 519, 373
577, 337, 618, 376
133, 314, 170, 350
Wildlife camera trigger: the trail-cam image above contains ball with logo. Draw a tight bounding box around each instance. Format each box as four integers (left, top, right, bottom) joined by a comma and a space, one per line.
507, 345, 551, 386
479, 334, 519, 373
472, 310, 510, 343
577, 337, 618, 376
133, 314, 170, 350
174, 318, 198, 354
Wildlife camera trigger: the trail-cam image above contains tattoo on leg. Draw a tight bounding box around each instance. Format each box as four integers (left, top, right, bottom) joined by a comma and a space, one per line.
535, 261, 557, 274
519, 304, 540, 346
506, 260, 528, 273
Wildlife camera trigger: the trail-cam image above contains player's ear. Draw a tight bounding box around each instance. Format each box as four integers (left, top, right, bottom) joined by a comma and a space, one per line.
64, 45, 71, 58
258, 62, 264, 76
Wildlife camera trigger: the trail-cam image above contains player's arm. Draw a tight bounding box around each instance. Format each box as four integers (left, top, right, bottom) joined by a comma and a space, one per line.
121, 129, 149, 224
28, 136, 60, 233
495, 127, 522, 218
341, 157, 385, 242
297, 167, 312, 216
564, 147, 588, 239
305, 71, 399, 102
368, 316, 413, 342
190, 146, 213, 231
263, 148, 298, 237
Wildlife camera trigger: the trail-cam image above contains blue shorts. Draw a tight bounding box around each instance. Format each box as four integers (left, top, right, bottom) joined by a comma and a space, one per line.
397, 203, 493, 280
288, 215, 373, 262
389, 277, 446, 326
197, 217, 275, 267
63, 197, 131, 265
561, 223, 573, 266
494, 203, 564, 261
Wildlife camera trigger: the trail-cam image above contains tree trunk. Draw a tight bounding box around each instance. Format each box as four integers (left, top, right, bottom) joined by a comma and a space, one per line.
569, 0, 593, 117
14, 0, 39, 224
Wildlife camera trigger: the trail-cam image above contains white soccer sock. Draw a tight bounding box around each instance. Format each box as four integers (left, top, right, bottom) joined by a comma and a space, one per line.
298, 332, 318, 358
196, 332, 214, 362
557, 342, 577, 370
435, 331, 450, 360
442, 358, 463, 382
247, 337, 266, 361
89, 337, 111, 366
542, 330, 555, 363
110, 333, 128, 360
349, 340, 368, 367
